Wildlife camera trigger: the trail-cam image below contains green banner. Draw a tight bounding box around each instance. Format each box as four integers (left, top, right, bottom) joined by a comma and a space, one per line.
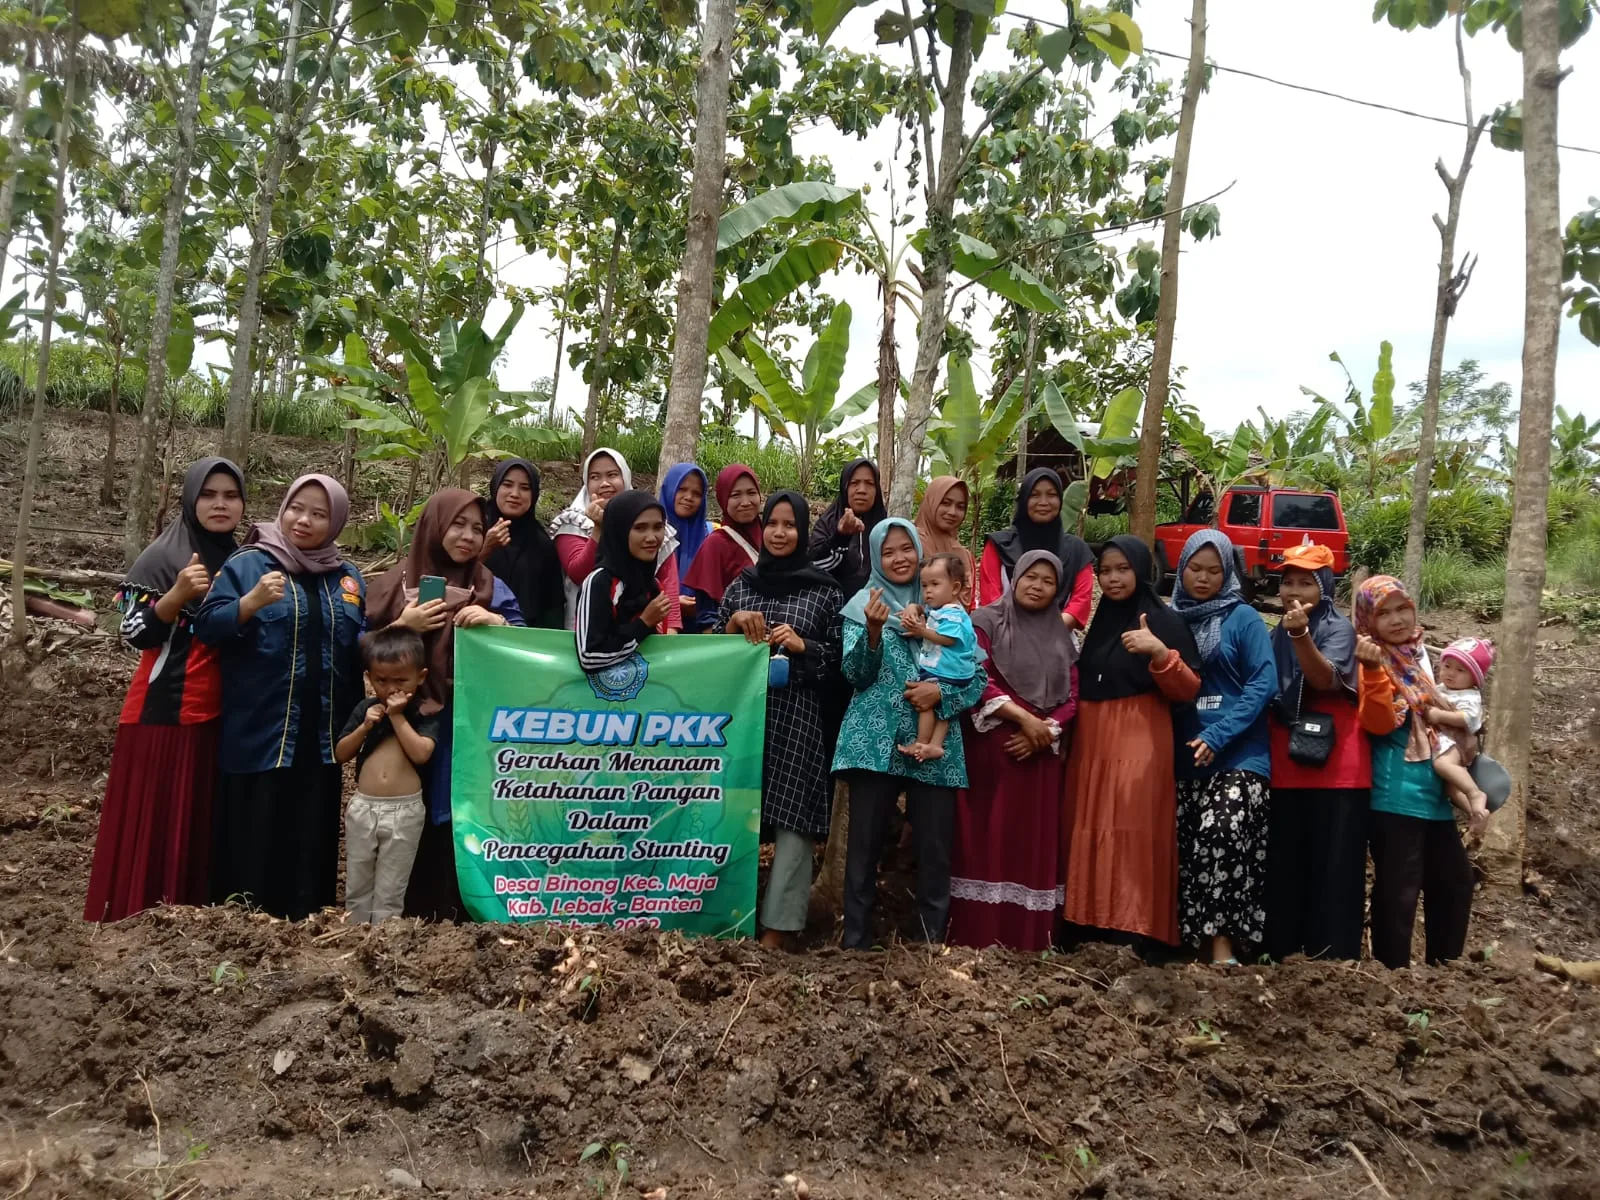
450, 627, 766, 937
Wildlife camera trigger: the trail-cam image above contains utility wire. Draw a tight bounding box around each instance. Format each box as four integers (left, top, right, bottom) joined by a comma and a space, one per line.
1003, 6, 1600, 157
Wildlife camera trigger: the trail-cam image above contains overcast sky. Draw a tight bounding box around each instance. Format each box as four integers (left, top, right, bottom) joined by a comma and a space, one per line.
480, 3, 1600, 437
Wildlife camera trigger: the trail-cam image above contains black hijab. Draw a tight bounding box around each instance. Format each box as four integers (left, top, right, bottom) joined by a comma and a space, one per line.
124, 457, 245, 612
596, 489, 665, 623
1079, 534, 1202, 701
484, 458, 562, 627
809, 457, 887, 594
988, 467, 1094, 607
743, 491, 840, 599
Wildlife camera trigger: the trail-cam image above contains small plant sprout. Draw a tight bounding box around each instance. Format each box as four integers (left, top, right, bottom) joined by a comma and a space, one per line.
579, 1140, 632, 1197
1011, 993, 1050, 1011
211, 961, 244, 988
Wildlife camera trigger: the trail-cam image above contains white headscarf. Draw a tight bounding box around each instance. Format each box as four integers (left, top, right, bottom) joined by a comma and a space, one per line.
548, 446, 676, 628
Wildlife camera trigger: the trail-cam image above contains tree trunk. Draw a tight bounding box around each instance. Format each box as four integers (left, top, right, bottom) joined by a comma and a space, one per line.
876, 279, 898, 496
8, 0, 77, 647
124, 0, 219, 566
657, 0, 737, 477
581, 224, 624, 457
470, 134, 500, 326
1017, 307, 1039, 477
888, 11, 973, 517
550, 252, 572, 420
0, 0, 43, 287
1402, 16, 1486, 596
222, 4, 344, 465
1482, 0, 1563, 888
101, 339, 122, 505
1129, 0, 1206, 545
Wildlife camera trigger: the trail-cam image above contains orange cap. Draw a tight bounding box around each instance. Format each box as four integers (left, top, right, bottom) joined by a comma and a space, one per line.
1282, 542, 1335, 572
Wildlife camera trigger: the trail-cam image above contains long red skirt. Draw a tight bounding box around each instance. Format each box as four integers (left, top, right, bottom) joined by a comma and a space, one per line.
947, 721, 1067, 951
1063, 693, 1180, 945
84, 721, 219, 922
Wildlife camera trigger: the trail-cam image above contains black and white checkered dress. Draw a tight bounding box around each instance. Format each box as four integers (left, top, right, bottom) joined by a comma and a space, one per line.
716, 576, 844, 838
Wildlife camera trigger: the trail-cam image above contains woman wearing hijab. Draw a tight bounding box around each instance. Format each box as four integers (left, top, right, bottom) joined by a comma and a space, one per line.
196, 475, 364, 919
575, 490, 678, 671
85, 458, 246, 922
914, 476, 977, 610
368, 488, 524, 921
660, 463, 712, 627
685, 464, 764, 630
947, 550, 1079, 951
715, 492, 844, 949
549, 447, 681, 631
1064, 535, 1202, 949
978, 468, 1094, 628
809, 458, 887, 597
481, 458, 564, 629
834, 519, 987, 949
811, 458, 887, 755
1264, 542, 1370, 962
1353, 575, 1471, 969
1169, 529, 1277, 965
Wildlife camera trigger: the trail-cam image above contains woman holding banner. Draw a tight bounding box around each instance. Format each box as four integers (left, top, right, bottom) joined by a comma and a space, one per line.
550, 448, 681, 631
367, 489, 524, 921
716, 491, 844, 949
834, 519, 986, 949
575, 490, 679, 671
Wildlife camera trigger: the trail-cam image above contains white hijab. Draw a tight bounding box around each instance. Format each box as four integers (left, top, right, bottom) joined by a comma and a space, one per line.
548, 446, 677, 629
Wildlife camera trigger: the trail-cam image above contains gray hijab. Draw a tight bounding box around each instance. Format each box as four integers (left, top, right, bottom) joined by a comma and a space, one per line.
970, 549, 1078, 712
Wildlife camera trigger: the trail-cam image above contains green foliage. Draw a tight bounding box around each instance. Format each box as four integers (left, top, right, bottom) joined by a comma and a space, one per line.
721, 302, 874, 493
1565, 197, 1600, 346
1417, 550, 1505, 613
1346, 487, 1509, 571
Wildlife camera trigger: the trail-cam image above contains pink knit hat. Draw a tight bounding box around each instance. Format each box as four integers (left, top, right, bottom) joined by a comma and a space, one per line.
1441, 637, 1495, 687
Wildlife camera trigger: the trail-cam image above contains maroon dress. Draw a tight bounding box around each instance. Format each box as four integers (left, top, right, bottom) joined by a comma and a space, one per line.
947, 631, 1078, 951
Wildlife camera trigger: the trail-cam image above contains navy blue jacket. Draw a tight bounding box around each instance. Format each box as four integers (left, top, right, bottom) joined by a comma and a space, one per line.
1173, 604, 1277, 781
195, 545, 366, 774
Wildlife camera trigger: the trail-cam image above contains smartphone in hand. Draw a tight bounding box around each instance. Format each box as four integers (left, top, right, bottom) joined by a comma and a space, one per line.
417, 575, 447, 604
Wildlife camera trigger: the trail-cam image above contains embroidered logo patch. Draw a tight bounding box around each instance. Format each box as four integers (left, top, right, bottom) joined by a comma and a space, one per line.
340, 576, 359, 594
342, 592, 361, 605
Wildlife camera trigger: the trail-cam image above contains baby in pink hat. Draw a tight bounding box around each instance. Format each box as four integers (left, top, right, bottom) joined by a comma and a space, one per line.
1426, 637, 1496, 832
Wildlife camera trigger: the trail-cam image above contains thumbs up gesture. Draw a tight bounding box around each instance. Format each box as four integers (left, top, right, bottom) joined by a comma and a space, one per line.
175, 553, 213, 603
1121, 610, 1169, 659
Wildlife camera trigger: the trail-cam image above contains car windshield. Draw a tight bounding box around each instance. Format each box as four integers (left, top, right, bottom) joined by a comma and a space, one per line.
1272, 493, 1340, 530
1227, 492, 1261, 526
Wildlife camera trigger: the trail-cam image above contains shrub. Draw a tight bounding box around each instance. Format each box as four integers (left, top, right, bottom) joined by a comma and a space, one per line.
1347, 499, 1409, 571
1417, 549, 1505, 612
1082, 512, 1128, 544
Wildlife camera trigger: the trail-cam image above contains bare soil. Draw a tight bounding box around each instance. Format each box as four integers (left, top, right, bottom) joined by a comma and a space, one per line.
2, 412, 1600, 1199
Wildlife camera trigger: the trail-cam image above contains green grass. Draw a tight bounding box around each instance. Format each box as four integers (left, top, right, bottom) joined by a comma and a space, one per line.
1415, 549, 1506, 612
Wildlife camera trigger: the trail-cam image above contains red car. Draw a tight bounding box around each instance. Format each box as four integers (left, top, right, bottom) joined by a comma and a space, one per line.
1154, 486, 1349, 595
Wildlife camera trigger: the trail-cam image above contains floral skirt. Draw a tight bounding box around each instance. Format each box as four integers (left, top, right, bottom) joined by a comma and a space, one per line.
1176, 770, 1269, 947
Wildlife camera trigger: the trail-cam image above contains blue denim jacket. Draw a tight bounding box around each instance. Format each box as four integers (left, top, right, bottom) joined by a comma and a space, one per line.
195, 546, 366, 774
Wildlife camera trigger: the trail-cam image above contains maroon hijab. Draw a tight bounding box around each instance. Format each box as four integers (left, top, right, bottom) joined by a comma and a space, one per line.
684, 464, 764, 603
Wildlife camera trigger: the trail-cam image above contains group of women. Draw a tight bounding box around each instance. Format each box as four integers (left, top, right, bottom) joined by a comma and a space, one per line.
86, 450, 1475, 971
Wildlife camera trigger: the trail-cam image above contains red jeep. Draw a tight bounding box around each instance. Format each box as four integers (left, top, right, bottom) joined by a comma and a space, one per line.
1153, 486, 1349, 594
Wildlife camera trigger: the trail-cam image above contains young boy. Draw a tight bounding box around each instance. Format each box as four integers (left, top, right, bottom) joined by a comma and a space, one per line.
335, 627, 438, 923
898, 553, 978, 763
1428, 636, 1495, 834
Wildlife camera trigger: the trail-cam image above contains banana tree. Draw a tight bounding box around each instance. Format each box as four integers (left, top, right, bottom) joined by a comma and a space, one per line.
305, 303, 560, 501
1302, 340, 1419, 497
717, 301, 875, 493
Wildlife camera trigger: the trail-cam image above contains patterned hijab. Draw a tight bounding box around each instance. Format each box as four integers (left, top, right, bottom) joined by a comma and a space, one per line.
840, 518, 922, 632
1170, 528, 1245, 664
1353, 574, 1438, 731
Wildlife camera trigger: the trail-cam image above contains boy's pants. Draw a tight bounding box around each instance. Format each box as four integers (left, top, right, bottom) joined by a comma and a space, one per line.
345, 790, 425, 923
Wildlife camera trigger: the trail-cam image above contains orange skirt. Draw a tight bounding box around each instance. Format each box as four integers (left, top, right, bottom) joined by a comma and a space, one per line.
1063, 692, 1179, 945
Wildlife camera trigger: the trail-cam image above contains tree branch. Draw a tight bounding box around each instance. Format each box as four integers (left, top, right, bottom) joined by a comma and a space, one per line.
900, 0, 938, 205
